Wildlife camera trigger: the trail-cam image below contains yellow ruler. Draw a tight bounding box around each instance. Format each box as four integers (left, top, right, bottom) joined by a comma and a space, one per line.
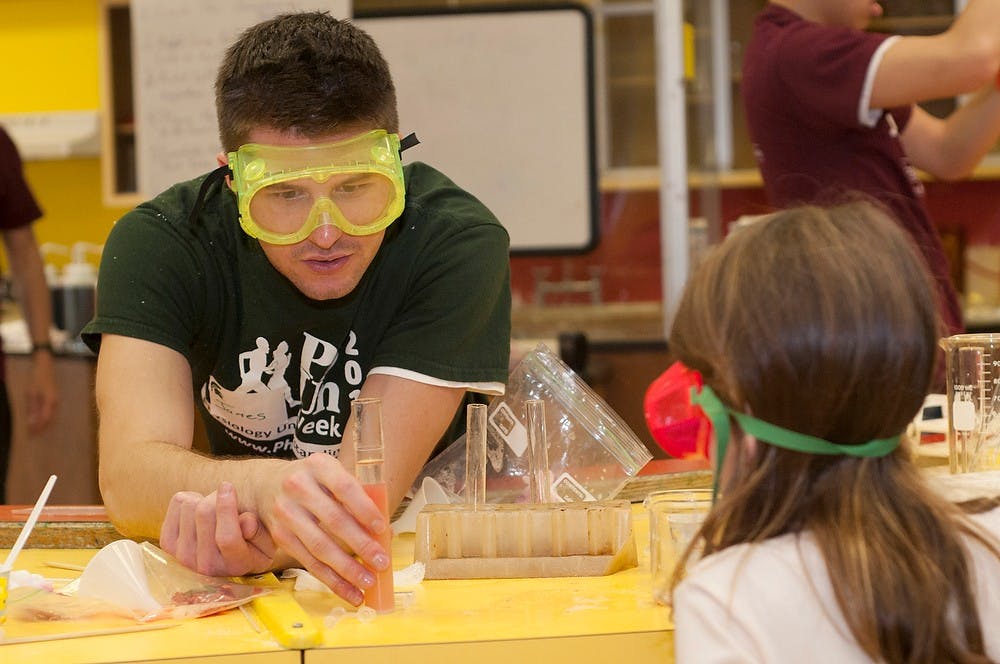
245, 573, 322, 649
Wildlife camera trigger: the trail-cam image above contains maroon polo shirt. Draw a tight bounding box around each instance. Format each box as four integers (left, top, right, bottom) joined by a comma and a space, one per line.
742, 3, 962, 335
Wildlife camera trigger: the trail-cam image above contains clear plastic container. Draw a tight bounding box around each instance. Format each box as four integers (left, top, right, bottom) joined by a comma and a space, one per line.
415, 344, 653, 503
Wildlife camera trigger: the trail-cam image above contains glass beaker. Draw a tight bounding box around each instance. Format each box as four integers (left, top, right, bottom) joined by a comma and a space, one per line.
643, 489, 712, 606
940, 333, 1000, 473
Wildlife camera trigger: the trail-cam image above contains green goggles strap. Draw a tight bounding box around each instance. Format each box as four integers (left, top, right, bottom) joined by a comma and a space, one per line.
690, 385, 731, 500
690, 385, 731, 459
690, 385, 900, 500
730, 411, 900, 458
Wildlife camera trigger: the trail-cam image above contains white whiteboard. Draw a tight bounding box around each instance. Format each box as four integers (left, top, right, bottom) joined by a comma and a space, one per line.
129, 3, 597, 253
357, 7, 597, 253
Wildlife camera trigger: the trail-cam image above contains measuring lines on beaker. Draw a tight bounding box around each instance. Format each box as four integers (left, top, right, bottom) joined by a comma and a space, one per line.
949, 344, 1000, 472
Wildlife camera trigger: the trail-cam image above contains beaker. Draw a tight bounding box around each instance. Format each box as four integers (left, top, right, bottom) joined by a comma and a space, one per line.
643, 489, 712, 606
940, 333, 1000, 473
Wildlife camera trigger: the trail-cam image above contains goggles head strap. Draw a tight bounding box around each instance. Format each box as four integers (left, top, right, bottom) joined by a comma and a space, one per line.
689, 385, 731, 500
689, 384, 900, 502
399, 132, 420, 153
730, 412, 901, 458
187, 164, 232, 226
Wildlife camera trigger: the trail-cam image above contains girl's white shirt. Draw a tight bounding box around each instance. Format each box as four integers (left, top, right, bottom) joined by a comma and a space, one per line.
674, 506, 1000, 662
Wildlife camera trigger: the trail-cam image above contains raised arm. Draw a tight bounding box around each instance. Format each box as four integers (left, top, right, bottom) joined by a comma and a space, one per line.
871, 0, 1000, 179
871, 0, 1000, 110
900, 90, 1000, 180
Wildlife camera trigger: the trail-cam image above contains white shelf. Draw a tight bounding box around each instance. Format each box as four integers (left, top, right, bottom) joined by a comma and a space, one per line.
0, 110, 100, 160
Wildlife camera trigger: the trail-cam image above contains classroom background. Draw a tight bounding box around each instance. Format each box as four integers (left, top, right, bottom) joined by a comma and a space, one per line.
3, 0, 1000, 505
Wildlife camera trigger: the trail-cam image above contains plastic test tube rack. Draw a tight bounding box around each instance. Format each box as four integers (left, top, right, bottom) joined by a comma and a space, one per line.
413, 500, 637, 579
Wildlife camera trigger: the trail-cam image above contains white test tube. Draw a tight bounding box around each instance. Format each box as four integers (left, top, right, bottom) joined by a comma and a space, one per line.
465, 403, 488, 507
526, 399, 551, 503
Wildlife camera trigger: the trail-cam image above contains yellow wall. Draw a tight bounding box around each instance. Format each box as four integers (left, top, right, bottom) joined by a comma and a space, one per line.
0, 0, 130, 257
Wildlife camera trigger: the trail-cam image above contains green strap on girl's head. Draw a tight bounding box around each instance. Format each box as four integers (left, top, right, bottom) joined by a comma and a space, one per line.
689, 385, 900, 499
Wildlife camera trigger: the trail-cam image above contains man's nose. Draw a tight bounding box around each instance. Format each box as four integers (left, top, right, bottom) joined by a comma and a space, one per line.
308, 210, 344, 248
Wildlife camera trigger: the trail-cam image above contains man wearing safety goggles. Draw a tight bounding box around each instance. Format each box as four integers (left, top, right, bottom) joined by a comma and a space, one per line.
82, 12, 511, 608
228, 129, 410, 248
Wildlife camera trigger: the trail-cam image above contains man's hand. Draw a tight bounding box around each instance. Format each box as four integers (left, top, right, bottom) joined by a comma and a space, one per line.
256, 453, 390, 606
160, 481, 276, 577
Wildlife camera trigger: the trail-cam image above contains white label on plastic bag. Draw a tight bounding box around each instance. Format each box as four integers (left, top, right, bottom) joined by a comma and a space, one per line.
552, 472, 595, 502
953, 398, 977, 432
490, 401, 529, 456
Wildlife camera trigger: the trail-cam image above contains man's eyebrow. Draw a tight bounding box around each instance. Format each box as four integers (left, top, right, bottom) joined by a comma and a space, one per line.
329, 172, 377, 184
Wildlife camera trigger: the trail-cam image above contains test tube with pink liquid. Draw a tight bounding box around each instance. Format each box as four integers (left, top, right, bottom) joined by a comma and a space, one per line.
352, 397, 394, 613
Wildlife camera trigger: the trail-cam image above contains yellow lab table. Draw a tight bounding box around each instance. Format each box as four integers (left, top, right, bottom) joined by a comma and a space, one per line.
2, 505, 673, 663
1, 550, 297, 663
301, 505, 672, 663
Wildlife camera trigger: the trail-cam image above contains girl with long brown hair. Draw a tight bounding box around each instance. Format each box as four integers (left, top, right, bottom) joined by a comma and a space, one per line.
668, 200, 1000, 662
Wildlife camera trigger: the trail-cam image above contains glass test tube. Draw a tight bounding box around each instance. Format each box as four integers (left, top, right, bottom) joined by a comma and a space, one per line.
352, 397, 394, 613
525, 399, 552, 503
465, 403, 488, 507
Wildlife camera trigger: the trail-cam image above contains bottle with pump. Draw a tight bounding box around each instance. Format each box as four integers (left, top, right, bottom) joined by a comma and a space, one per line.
61, 242, 102, 351
40, 243, 69, 334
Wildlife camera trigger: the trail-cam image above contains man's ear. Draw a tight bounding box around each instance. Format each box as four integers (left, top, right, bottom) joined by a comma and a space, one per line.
216, 151, 234, 189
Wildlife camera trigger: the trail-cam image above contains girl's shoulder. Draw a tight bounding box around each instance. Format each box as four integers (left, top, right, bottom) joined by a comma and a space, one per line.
681, 532, 823, 599
967, 503, 1000, 546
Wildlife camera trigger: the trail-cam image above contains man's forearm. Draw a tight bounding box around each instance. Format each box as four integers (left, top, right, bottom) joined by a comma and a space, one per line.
938, 85, 1000, 178
4, 227, 53, 345
99, 437, 287, 541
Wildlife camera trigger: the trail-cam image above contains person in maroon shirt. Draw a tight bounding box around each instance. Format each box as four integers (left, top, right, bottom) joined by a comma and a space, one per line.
0, 126, 58, 501
743, 1, 1000, 336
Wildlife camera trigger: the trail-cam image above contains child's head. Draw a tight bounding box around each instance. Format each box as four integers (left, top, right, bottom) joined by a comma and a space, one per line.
215, 12, 399, 152
667, 200, 1000, 663
669, 199, 940, 494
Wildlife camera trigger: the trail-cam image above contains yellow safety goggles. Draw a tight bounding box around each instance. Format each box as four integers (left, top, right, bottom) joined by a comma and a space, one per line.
227, 130, 410, 245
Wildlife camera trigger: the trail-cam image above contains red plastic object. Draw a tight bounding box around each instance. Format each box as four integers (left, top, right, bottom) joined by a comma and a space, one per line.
643, 362, 712, 459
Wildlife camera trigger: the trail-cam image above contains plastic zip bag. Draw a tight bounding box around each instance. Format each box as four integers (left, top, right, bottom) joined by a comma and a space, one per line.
52, 540, 272, 622
415, 343, 652, 503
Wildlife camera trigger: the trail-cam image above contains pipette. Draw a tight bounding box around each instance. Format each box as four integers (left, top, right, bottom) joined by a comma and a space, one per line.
2, 474, 57, 571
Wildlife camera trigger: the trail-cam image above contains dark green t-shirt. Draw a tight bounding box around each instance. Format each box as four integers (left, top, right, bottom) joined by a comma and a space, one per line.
84, 162, 511, 459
